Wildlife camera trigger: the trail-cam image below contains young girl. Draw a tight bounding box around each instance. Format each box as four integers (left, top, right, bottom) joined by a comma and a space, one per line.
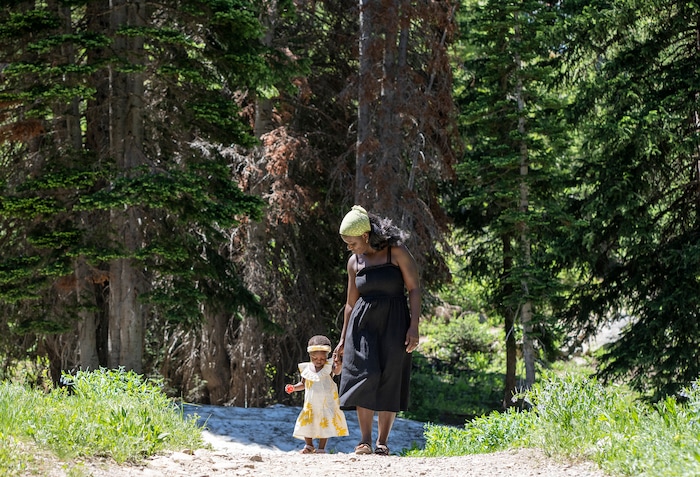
285, 335, 349, 454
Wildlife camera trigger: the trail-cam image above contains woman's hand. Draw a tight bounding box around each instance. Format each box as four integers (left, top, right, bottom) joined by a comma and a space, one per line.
285, 384, 295, 394
333, 342, 344, 360
405, 326, 419, 353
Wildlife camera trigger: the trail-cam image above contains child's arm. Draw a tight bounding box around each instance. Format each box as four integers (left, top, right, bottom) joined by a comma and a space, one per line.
285, 378, 305, 394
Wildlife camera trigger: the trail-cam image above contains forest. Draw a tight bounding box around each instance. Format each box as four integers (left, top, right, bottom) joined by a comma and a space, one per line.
1, 0, 699, 413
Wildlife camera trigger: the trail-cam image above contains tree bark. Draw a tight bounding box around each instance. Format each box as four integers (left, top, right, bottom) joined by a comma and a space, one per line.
502, 237, 517, 408
515, 19, 536, 389
355, 0, 374, 202
76, 258, 100, 370
83, 0, 112, 369
107, 0, 146, 372
200, 308, 232, 405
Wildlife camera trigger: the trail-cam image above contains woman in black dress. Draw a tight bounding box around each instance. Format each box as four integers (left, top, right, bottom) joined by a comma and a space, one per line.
334, 205, 421, 456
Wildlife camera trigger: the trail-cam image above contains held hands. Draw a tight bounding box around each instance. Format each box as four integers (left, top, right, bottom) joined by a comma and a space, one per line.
285, 384, 295, 394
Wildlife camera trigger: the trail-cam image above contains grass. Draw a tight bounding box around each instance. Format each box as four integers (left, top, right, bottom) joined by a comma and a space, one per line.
0, 368, 204, 476
411, 372, 700, 477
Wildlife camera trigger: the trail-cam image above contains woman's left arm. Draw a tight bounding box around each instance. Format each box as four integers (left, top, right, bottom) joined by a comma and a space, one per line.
395, 245, 421, 353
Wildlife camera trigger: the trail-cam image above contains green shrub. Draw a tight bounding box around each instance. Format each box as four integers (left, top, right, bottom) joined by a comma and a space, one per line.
420, 407, 532, 456
416, 373, 700, 477
0, 368, 204, 466
407, 353, 503, 423
419, 314, 495, 371
406, 312, 503, 423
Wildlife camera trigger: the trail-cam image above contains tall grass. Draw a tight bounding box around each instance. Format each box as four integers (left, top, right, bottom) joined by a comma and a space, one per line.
0, 368, 203, 476
415, 374, 700, 476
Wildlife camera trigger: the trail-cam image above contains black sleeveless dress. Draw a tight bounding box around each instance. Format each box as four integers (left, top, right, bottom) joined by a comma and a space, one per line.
339, 247, 412, 412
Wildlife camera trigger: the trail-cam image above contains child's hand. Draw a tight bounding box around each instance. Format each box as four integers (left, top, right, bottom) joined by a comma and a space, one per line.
285, 384, 295, 394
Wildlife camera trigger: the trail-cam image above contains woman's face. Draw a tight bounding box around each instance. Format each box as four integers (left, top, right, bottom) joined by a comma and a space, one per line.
341, 234, 369, 254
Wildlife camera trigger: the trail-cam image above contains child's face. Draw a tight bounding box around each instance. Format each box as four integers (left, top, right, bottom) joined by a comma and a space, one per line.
309, 350, 328, 368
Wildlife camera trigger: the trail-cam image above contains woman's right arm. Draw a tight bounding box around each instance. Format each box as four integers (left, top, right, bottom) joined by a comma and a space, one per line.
335, 256, 359, 358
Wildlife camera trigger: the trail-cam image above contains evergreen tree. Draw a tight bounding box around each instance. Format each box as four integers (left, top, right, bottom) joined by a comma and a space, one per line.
558, 0, 700, 398
0, 0, 271, 385
447, 0, 570, 405
354, 0, 458, 282
214, 0, 461, 405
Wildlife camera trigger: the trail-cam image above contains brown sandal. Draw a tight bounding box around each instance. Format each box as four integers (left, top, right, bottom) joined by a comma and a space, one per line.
300, 444, 315, 454
354, 442, 372, 455
374, 444, 390, 456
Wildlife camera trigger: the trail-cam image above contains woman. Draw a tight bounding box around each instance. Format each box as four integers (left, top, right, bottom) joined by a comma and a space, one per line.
334, 205, 421, 456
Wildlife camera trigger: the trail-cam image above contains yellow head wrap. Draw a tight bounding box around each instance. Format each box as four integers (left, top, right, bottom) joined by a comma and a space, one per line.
339, 205, 371, 236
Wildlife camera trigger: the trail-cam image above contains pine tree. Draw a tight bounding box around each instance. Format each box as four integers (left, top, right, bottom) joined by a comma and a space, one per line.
354, 0, 459, 282
447, 0, 570, 405
557, 0, 700, 398
0, 0, 270, 383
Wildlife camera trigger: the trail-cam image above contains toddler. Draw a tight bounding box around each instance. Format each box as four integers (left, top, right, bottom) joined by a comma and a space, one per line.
285, 335, 349, 453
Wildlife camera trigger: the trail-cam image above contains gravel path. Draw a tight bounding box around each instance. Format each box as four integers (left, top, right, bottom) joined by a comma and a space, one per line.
74, 404, 608, 477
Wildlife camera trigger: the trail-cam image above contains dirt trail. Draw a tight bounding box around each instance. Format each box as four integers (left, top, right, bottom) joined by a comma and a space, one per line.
71, 404, 607, 477
80, 447, 606, 477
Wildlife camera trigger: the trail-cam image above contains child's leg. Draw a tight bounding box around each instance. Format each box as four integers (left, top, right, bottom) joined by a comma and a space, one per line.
316, 438, 328, 453
300, 437, 314, 454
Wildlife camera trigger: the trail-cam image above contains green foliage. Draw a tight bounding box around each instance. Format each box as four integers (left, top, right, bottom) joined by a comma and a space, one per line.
555, 0, 700, 397
421, 407, 532, 456
414, 373, 700, 477
406, 312, 503, 423
0, 368, 203, 465
419, 314, 495, 369
0, 0, 275, 375
446, 0, 575, 393
407, 357, 503, 424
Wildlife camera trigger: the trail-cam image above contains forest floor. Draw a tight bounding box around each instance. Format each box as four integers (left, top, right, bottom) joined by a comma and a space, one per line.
42, 404, 609, 477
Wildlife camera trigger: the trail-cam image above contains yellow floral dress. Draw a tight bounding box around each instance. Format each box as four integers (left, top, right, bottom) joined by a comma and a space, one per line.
292, 361, 349, 439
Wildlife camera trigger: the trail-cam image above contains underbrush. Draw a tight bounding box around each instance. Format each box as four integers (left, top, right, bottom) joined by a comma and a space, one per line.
0, 368, 203, 476
413, 373, 700, 477
403, 312, 504, 423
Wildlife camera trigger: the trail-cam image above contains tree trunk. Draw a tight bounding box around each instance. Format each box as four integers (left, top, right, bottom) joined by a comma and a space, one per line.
107, 0, 146, 372
355, 0, 374, 202
200, 307, 232, 405
376, 0, 401, 217
76, 258, 100, 370
502, 237, 517, 408
515, 19, 536, 389
84, 0, 112, 369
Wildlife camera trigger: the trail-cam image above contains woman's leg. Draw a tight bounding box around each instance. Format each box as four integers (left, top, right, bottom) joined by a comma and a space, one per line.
376, 410, 396, 447
356, 406, 374, 444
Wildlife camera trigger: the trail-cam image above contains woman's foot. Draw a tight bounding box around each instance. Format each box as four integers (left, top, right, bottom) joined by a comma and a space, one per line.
374, 443, 390, 456
354, 442, 372, 455
314, 448, 327, 454
300, 444, 315, 454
